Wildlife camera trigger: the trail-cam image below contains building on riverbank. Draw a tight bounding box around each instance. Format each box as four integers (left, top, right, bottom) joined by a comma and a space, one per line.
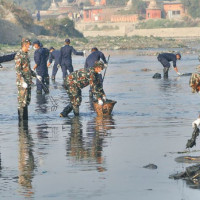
146, 0, 161, 19
163, 1, 185, 19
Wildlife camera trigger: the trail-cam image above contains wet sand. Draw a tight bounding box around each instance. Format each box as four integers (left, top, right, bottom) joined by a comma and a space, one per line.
1, 50, 200, 199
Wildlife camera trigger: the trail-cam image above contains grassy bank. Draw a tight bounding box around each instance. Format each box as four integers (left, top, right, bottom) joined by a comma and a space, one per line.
136, 18, 200, 29
0, 35, 199, 55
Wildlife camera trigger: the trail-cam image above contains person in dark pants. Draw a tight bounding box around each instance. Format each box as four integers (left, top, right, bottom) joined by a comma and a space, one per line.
84, 47, 107, 97
36, 10, 40, 22
33, 40, 49, 94
157, 53, 182, 78
14, 38, 37, 122
58, 38, 84, 80
47, 47, 60, 80
60, 61, 106, 117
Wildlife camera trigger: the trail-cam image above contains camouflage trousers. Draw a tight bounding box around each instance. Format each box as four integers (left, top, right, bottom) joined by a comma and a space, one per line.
66, 84, 82, 107
17, 86, 31, 108
189, 73, 200, 93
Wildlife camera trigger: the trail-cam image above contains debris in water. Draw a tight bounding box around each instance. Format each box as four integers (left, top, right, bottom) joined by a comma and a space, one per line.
152, 73, 161, 79
141, 68, 152, 72
186, 125, 199, 149
143, 164, 158, 169
169, 164, 200, 186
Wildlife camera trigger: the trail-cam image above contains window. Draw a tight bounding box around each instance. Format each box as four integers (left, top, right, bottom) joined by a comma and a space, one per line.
172, 10, 180, 15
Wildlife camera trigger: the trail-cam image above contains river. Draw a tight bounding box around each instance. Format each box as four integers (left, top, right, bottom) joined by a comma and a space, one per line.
1, 50, 200, 200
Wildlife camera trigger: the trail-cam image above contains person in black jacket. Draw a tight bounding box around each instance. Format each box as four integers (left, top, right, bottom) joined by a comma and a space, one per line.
0, 53, 16, 67
84, 47, 107, 69
33, 40, 49, 94
58, 38, 84, 80
84, 47, 107, 96
47, 47, 60, 80
157, 53, 181, 78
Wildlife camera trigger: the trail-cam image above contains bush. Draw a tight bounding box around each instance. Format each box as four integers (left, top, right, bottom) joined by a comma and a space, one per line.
42, 17, 83, 38
136, 18, 200, 29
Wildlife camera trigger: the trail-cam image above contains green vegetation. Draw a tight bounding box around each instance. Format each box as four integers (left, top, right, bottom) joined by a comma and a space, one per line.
181, 0, 200, 18
5, 0, 51, 13
136, 17, 200, 29
107, 0, 129, 6
42, 17, 83, 38
131, 0, 147, 15
0, 0, 33, 29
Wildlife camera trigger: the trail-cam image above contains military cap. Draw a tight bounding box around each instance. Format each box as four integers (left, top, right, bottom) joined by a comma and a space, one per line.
94, 61, 105, 69
21, 38, 31, 46
21, 38, 31, 43
65, 38, 70, 43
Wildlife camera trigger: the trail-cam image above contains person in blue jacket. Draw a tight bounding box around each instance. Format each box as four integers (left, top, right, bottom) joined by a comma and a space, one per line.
157, 52, 182, 78
47, 47, 60, 80
0, 53, 16, 67
84, 47, 107, 69
33, 40, 49, 94
58, 38, 84, 80
84, 47, 107, 96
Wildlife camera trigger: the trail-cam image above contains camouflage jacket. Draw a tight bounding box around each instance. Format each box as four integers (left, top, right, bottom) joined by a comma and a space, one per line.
15, 50, 36, 86
66, 68, 105, 99
189, 73, 200, 92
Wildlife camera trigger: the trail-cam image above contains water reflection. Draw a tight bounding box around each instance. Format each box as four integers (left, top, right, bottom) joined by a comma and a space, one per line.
65, 116, 115, 171
35, 94, 48, 113
0, 152, 1, 171
18, 122, 35, 198
159, 78, 180, 93
36, 123, 49, 140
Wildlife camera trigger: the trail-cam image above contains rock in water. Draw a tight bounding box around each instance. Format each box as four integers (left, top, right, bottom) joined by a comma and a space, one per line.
152, 73, 161, 79
143, 164, 158, 169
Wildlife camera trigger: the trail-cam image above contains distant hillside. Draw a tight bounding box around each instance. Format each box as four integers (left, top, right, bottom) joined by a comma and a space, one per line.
0, 0, 83, 45
0, 0, 33, 44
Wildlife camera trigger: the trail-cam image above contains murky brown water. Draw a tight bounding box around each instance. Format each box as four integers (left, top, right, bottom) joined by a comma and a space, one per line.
1, 50, 200, 200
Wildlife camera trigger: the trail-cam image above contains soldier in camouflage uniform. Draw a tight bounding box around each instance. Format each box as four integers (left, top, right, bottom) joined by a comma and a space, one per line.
15, 38, 36, 121
60, 61, 106, 117
189, 73, 200, 93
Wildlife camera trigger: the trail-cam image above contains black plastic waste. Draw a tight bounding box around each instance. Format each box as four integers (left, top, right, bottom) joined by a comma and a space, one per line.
152, 73, 161, 79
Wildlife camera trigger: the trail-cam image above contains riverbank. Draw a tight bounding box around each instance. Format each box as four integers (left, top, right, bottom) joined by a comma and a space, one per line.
1, 34, 200, 56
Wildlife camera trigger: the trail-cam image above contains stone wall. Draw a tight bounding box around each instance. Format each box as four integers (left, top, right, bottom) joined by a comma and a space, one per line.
75, 22, 200, 38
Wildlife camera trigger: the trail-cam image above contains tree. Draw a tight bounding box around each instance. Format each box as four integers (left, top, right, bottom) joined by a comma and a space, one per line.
132, 0, 147, 15
181, 0, 200, 18
106, 0, 129, 6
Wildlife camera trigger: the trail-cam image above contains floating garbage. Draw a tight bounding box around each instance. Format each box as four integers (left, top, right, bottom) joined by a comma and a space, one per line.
169, 164, 200, 186
180, 73, 192, 76
186, 125, 199, 149
152, 73, 161, 79
143, 164, 158, 170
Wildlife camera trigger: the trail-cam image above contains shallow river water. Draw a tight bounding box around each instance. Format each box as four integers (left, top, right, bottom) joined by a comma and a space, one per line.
1, 50, 200, 200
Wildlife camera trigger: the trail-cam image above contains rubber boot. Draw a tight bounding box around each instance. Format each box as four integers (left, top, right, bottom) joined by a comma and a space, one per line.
23, 106, 28, 121
73, 106, 79, 116
44, 76, 50, 85
37, 90, 42, 94
60, 104, 73, 117
18, 106, 28, 122
18, 108, 23, 122
163, 67, 169, 79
